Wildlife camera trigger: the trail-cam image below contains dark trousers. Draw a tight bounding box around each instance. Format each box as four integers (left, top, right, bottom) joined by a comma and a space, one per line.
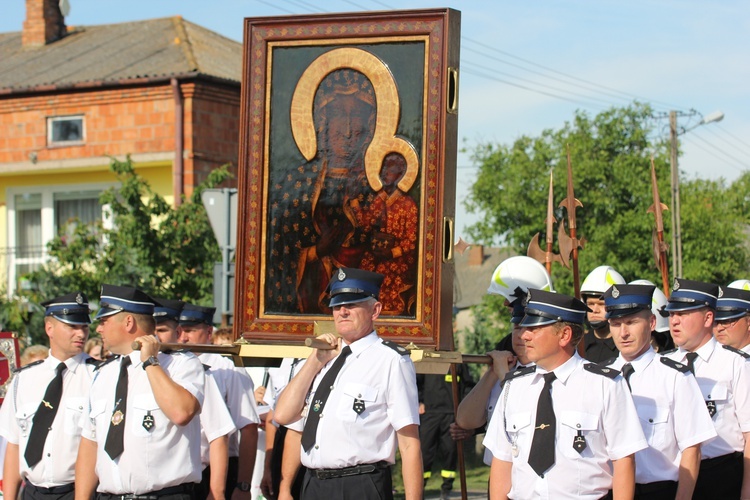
634, 480, 678, 500
419, 412, 457, 479
198, 456, 239, 499
693, 451, 742, 499
301, 466, 392, 500
23, 483, 75, 500
270, 425, 305, 499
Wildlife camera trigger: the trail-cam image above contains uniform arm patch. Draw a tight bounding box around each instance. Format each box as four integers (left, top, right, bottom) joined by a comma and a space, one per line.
583, 363, 620, 379
722, 344, 750, 359
502, 365, 536, 384
11, 359, 43, 374
94, 355, 120, 371
381, 340, 410, 356
659, 356, 690, 373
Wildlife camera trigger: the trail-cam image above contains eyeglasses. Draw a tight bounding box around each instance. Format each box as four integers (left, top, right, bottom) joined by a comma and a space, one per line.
715, 315, 748, 329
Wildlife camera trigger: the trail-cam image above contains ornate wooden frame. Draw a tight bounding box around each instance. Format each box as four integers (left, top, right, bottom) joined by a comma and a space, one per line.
0, 332, 20, 404
235, 9, 460, 349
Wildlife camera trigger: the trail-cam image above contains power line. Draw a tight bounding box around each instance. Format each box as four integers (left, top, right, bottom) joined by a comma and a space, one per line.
254, 0, 296, 15
462, 36, 689, 113
682, 133, 750, 173
462, 58, 625, 108
701, 126, 750, 160
715, 124, 750, 155
462, 66, 609, 111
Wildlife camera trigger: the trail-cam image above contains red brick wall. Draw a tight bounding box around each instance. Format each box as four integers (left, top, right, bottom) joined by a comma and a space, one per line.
0, 79, 241, 196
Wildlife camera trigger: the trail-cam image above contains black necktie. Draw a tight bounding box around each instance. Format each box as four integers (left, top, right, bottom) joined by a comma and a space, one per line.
621, 363, 634, 391
105, 356, 131, 459
25, 362, 66, 467
686, 352, 698, 375
301, 346, 352, 452
528, 372, 556, 477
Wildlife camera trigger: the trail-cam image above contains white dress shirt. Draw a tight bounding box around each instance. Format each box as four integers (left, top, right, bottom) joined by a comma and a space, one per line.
664, 337, 750, 458
82, 350, 205, 494
199, 369, 237, 467
0, 353, 96, 487
299, 331, 419, 469
484, 353, 647, 500
608, 348, 717, 483
198, 353, 259, 457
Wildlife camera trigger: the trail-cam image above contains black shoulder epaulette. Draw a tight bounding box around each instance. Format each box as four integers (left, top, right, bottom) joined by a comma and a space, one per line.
502, 365, 536, 383
202, 363, 211, 372
583, 363, 620, 379
94, 355, 120, 371
11, 359, 43, 374
381, 340, 410, 356
599, 357, 618, 367
722, 344, 750, 359
660, 348, 678, 355
659, 356, 690, 373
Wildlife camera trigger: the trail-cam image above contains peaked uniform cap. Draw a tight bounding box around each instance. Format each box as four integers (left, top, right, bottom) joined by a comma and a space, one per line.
326, 267, 384, 307
152, 297, 185, 323
715, 286, 750, 321
519, 288, 589, 327
42, 291, 91, 325
665, 278, 718, 312
603, 284, 655, 319
178, 303, 216, 326
96, 285, 154, 319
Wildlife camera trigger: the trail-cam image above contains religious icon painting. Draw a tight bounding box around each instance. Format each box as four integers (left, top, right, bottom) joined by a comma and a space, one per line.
235, 9, 461, 350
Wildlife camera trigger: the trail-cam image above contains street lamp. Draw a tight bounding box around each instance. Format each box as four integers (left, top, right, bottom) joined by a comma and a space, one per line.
670, 109, 725, 277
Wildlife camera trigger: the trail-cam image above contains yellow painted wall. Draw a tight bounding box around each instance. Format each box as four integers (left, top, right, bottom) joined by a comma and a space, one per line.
1, 162, 174, 291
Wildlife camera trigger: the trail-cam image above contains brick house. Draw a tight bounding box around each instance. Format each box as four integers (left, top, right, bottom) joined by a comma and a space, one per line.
0, 0, 242, 293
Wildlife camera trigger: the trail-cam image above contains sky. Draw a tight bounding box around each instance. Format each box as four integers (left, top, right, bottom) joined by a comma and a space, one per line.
2, 0, 749, 240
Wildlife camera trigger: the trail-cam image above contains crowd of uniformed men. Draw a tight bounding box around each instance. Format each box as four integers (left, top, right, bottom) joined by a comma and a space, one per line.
1, 260, 750, 500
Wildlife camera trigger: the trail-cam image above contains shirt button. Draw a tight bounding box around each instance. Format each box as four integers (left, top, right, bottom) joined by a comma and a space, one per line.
315, 445, 319, 450
648, 419, 653, 423
707, 394, 711, 398
330, 385, 334, 390
576, 424, 581, 429
488, 406, 493, 411
358, 394, 362, 398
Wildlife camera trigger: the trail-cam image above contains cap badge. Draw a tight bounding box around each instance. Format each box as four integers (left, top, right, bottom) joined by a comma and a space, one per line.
62, 308, 69, 315
337, 268, 346, 281
718, 286, 724, 298
673, 278, 680, 291
523, 291, 531, 306
76, 293, 83, 305
611, 286, 620, 299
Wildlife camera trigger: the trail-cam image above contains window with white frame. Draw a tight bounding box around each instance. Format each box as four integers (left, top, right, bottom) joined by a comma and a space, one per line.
47, 115, 85, 146
7, 184, 113, 294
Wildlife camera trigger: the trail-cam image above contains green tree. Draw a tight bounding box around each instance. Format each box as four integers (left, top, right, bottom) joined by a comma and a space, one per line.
7, 156, 230, 345
464, 103, 749, 295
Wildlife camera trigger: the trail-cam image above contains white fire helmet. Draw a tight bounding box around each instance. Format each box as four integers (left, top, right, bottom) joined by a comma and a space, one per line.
581, 265, 626, 298
487, 256, 554, 302
729, 279, 750, 291
629, 279, 669, 333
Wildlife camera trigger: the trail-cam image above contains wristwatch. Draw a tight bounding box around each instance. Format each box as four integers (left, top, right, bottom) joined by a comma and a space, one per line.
237, 482, 252, 492
143, 356, 160, 370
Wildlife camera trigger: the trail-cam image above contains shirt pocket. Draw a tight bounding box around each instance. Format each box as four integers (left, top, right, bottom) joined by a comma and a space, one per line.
697, 380, 728, 419
64, 397, 87, 436
337, 382, 378, 422
131, 394, 162, 438
637, 404, 670, 447
559, 410, 599, 458
15, 403, 38, 438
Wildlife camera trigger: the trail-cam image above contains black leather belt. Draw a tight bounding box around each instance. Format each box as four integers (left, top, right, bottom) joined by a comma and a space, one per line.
312, 461, 389, 480
99, 482, 194, 500
27, 483, 75, 495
